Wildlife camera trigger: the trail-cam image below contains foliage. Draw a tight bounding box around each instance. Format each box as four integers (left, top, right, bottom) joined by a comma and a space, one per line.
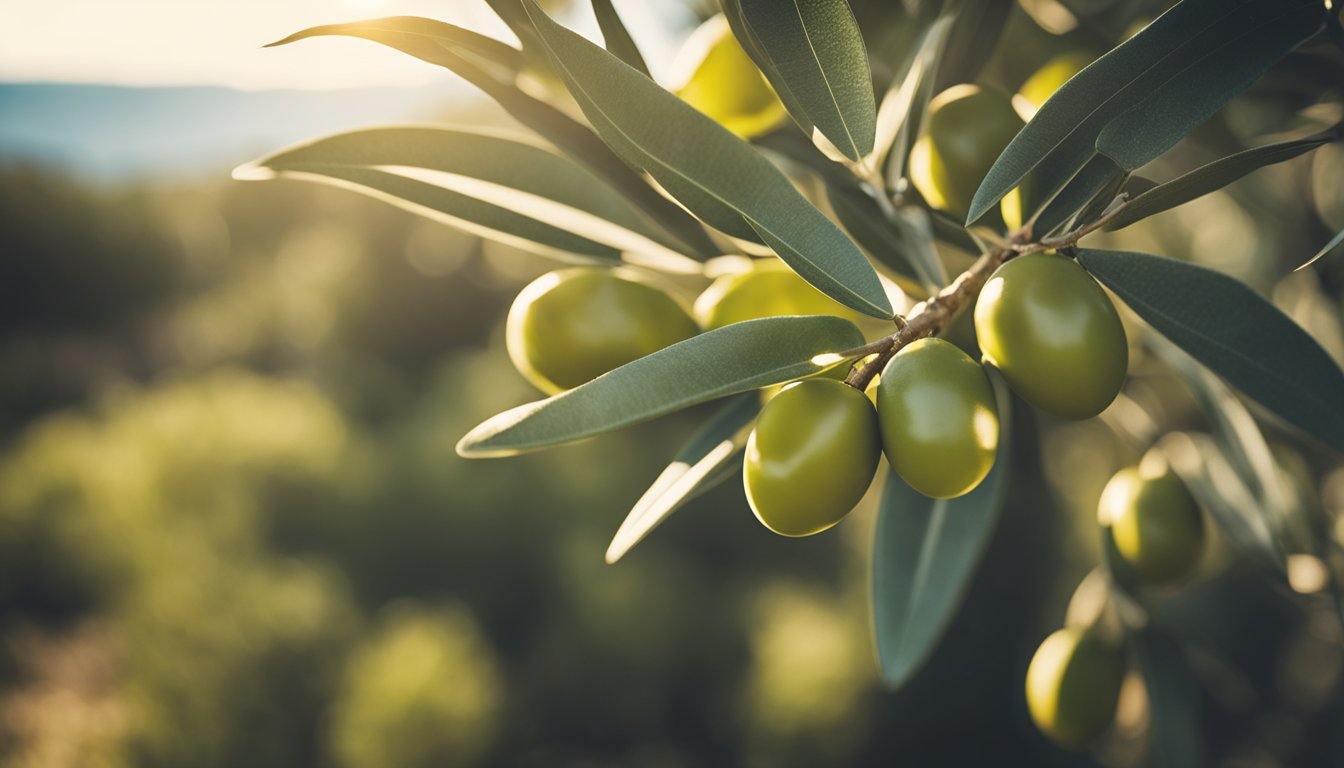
231, 0, 1344, 762
3, 0, 1344, 765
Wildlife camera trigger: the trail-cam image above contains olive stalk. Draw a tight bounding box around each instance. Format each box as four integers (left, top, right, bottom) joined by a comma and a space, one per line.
842, 193, 1131, 391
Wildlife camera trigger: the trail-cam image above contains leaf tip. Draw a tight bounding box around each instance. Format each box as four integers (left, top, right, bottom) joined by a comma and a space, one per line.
263, 32, 303, 49
230, 161, 276, 182
454, 429, 491, 459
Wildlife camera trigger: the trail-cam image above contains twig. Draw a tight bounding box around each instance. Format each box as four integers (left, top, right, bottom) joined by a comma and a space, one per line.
1012, 193, 1130, 255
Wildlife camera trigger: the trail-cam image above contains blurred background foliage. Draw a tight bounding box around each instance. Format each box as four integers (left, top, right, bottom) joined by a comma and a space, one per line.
1, 0, 1343, 766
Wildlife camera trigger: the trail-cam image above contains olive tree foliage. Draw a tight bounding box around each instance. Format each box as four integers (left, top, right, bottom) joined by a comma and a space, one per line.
240, 0, 1344, 758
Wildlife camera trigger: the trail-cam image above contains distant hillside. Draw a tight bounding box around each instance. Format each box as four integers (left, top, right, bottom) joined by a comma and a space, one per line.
0, 82, 491, 181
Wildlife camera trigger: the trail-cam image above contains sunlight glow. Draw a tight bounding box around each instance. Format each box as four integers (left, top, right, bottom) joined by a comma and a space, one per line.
0, 1, 691, 91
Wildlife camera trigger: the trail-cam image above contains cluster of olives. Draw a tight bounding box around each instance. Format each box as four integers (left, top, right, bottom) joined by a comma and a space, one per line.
1026, 456, 1204, 748
507, 247, 1130, 539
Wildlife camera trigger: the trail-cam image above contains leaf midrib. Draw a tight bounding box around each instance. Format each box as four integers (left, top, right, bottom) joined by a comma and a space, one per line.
787, 0, 862, 160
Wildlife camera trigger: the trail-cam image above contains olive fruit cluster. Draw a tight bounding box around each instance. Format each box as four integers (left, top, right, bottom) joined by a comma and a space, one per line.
1099, 455, 1204, 586
746, 337, 1001, 536
506, 249, 1129, 540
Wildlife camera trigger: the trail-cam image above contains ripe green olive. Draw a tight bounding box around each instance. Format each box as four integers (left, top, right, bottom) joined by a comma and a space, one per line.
744, 379, 881, 537
695, 260, 861, 330
877, 338, 998, 499
670, 14, 787, 139
1026, 627, 1126, 749
909, 84, 1024, 223
974, 252, 1128, 419
1099, 457, 1204, 585
506, 267, 699, 394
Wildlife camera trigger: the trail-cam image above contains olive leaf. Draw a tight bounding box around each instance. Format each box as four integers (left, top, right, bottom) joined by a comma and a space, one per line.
1134, 629, 1205, 768
521, 0, 893, 319
1078, 249, 1344, 455
736, 0, 877, 162
236, 126, 702, 273
1156, 432, 1287, 574
968, 0, 1317, 226
720, 0, 812, 139
932, 0, 1013, 92
872, 371, 1011, 689
265, 16, 720, 260
1096, 1, 1325, 171
266, 16, 525, 74
873, 12, 954, 185
1027, 156, 1124, 238
826, 185, 946, 294
457, 316, 865, 457
590, 0, 649, 77
1150, 336, 1295, 529
1300, 224, 1344, 272
1106, 128, 1338, 231
605, 393, 760, 564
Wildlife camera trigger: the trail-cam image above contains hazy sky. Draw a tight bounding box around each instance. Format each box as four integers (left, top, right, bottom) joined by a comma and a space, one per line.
0, 0, 690, 90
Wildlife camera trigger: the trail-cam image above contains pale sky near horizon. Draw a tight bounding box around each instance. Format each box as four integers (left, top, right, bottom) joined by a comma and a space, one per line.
0, 0, 690, 91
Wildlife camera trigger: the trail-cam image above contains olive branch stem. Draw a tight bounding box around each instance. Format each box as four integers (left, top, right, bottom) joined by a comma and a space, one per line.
841, 193, 1130, 391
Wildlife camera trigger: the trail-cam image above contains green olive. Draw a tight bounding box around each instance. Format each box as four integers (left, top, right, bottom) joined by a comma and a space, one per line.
877, 338, 998, 499
909, 84, 1024, 223
506, 267, 699, 394
670, 14, 787, 139
1025, 627, 1126, 748
744, 379, 881, 537
695, 260, 861, 330
974, 252, 1127, 419
1099, 457, 1204, 585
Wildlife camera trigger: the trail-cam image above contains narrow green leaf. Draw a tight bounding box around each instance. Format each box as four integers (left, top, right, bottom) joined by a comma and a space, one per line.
590, 0, 650, 77
483, 0, 553, 72
265, 16, 525, 73
1028, 155, 1124, 239
1077, 249, 1344, 454
522, 0, 893, 319
1151, 337, 1295, 524
265, 163, 628, 263
1106, 130, 1335, 231
1134, 630, 1204, 768
1299, 224, 1344, 272
1097, 2, 1325, 171
236, 127, 701, 272
826, 185, 946, 294
967, 0, 1302, 225
265, 17, 722, 260
458, 316, 865, 457
738, 0, 877, 161
720, 0, 813, 138
932, 0, 1013, 91
1157, 431, 1287, 574
872, 372, 1011, 689
874, 13, 954, 183
605, 393, 760, 564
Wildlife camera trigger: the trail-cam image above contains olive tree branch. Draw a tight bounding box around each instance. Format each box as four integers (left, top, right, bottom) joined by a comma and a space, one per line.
842, 193, 1129, 390
1012, 193, 1130, 255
